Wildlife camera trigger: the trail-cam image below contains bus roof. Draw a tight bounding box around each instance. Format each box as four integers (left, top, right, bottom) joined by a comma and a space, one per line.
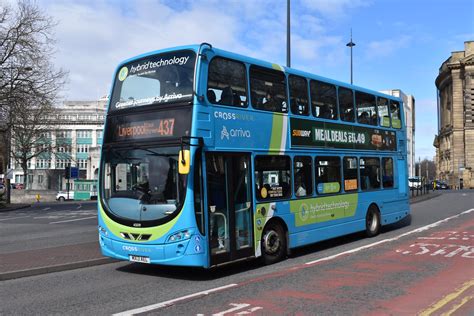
115, 43, 403, 103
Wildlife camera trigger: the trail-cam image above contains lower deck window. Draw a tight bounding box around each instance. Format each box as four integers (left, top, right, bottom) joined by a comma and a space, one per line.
360, 157, 381, 190
255, 155, 291, 200
315, 156, 341, 194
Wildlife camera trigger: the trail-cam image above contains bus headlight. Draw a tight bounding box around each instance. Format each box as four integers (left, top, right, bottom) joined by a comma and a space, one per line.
98, 225, 108, 237
167, 229, 192, 243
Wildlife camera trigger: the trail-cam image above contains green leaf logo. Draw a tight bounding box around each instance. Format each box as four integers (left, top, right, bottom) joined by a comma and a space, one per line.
118, 66, 128, 81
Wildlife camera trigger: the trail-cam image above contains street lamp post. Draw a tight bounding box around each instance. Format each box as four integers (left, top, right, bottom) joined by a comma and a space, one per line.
346, 29, 355, 84
287, 0, 291, 68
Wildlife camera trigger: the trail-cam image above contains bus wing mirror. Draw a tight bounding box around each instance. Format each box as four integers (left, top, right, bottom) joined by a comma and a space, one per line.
179, 150, 190, 174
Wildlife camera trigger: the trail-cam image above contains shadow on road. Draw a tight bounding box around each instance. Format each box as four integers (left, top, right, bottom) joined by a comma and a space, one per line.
116, 215, 413, 280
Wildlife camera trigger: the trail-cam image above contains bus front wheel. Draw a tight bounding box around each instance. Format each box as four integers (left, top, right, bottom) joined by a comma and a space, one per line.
365, 204, 381, 237
261, 221, 286, 265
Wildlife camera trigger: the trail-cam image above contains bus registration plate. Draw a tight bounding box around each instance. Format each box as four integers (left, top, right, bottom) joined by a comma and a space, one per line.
129, 255, 150, 264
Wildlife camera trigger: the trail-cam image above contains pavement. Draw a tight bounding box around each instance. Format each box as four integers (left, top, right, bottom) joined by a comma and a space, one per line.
0, 203, 31, 213
0, 190, 444, 281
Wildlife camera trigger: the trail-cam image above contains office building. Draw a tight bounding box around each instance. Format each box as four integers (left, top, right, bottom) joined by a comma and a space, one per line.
10, 98, 107, 190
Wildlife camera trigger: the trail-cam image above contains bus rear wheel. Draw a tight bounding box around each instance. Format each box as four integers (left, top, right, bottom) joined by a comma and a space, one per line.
365, 205, 381, 237
261, 221, 286, 265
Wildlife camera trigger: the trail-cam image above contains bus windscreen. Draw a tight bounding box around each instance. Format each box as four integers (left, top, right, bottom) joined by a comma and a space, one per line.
110, 50, 196, 111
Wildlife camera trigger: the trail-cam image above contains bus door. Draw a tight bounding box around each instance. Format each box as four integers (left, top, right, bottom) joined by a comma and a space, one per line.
206, 153, 253, 265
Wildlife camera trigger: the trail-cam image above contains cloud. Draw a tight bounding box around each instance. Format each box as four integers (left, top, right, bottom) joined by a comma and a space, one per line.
36, 0, 380, 100
45, 1, 241, 99
300, 0, 372, 18
365, 35, 412, 59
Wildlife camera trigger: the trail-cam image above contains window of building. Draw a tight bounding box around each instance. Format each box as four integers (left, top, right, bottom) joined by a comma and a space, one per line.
390, 100, 401, 128
255, 155, 291, 200
382, 157, 394, 188
294, 156, 313, 197
38, 175, 44, 184
310, 80, 337, 120
78, 159, 88, 169
56, 130, 72, 138
343, 157, 358, 192
207, 57, 247, 107
315, 156, 341, 194
77, 130, 92, 138
355, 91, 377, 125
77, 144, 90, 153
28, 174, 33, 184
250, 65, 287, 113
339, 87, 354, 122
289, 75, 309, 115
360, 157, 381, 190
35, 159, 51, 169
377, 97, 390, 127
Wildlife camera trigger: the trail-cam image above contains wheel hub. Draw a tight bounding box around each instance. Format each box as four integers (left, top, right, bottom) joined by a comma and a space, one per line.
263, 230, 280, 254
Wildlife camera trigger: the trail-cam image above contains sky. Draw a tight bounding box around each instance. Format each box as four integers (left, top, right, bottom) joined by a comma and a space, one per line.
18, 0, 474, 159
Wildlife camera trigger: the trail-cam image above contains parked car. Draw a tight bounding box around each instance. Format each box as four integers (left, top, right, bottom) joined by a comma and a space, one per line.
431, 180, 449, 190
0, 183, 5, 196
12, 183, 24, 189
408, 177, 422, 189
56, 191, 74, 201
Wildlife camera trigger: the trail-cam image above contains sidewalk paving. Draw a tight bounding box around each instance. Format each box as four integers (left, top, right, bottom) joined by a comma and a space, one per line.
0, 203, 31, 213
0, 191, 441, 281
0, 242, 115, 281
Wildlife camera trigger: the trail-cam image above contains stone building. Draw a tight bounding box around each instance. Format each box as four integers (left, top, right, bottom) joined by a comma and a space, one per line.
10, 98, 107, 190
434, 41, 474, 189
380, 89, 416, 177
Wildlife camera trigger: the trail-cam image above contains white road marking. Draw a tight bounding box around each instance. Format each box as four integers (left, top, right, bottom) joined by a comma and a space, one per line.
112, 284, 238, 316
0, 215, 30, 221
114, 209, 474, 316
41, 207, 51, 211
49, 216, 97, 224
213, 303, 250, 316
76, 204, 82, 209
305, 208, 474, 265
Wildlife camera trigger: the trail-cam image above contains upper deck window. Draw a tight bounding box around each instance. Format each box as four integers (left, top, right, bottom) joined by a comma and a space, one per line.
377, 97, 390, 127
311, 80, 337, 120
250, 65, 288, 113
207, 57, 247, 107
355, 91, 377, 126
289, 75, 309, 116
110, 50, 196, 112
390, 100, 402, 128
338, 87, 354, 122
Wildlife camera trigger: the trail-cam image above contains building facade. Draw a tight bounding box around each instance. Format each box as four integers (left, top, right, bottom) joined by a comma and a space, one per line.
380, 89, 416, 177
10, 98, 107, 190
434, 41, 474, 189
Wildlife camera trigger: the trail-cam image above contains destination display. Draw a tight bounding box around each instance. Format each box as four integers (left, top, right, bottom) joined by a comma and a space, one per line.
290, 117, 397, 151
104, 108, 192, 143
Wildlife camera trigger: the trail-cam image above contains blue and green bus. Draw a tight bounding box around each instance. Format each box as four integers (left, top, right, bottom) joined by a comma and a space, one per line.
98, 43, 409, 267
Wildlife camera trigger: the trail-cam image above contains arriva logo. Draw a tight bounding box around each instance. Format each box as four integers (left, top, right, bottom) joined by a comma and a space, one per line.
221, 126, 230, 140
220, 125, 251, 140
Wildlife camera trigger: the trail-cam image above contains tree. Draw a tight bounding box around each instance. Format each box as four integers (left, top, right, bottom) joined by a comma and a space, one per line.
415, 158, 436, 181
0, 1, 67, 194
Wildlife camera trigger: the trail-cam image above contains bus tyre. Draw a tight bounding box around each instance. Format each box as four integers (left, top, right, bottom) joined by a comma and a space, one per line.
365, 205, 381, 237
58, 196, 65, 202
261, 221, 286, 265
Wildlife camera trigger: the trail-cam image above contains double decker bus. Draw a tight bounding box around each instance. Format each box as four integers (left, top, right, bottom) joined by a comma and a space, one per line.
98, 43, 410, 267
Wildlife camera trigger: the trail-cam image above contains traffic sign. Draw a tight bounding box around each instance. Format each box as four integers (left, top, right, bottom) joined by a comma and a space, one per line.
70, 167, 79, 179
